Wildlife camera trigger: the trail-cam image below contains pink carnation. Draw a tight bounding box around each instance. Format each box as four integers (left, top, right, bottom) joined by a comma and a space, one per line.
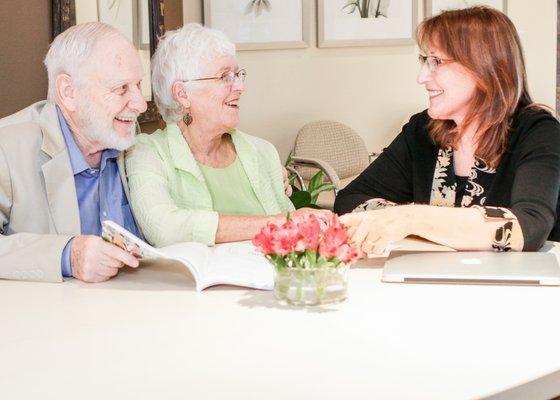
252, 223, 279, 255
253, 213, 358, 265
319, 225, 349, 258
335, 243, 359, 264
318, 216, 359, 264
292, 214, 321, 252
270, 220, 300, 255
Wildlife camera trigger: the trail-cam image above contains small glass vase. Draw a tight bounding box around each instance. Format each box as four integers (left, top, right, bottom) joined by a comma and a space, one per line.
273, 264, 349, 306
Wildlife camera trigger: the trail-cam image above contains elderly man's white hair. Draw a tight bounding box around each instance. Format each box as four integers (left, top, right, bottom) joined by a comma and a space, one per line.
151, 23, 236, 123
44, 22, 123, 102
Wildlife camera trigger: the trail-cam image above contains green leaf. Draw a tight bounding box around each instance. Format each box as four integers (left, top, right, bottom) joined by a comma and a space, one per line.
289, 190, 312, 209
310, 183, 335, 203
267, 254, 287, 270
286, 169, 334, 209
310, 183, 335, 196
308, 170, 324, 192
305, 251, 318, 268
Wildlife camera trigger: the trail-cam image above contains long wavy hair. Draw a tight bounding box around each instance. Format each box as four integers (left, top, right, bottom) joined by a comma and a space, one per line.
417, 6, 536, 168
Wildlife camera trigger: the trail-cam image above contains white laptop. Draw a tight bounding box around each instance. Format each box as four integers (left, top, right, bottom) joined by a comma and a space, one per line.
382, 251, 560, 286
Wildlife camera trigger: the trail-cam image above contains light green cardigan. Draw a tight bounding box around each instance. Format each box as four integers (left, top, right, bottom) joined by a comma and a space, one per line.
125, 123, 294, 247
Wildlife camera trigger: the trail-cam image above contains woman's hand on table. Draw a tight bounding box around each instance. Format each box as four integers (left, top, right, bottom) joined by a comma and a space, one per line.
340, 206, 414, 256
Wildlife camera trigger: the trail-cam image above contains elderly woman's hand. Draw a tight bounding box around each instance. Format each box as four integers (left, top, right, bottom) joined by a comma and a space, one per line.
292, 207, 333, 219
282, 167, 293, 197
339, 206, 414, 256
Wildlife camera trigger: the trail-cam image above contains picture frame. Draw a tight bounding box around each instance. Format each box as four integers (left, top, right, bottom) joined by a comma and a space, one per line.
97, 1, 150, 50
425, 0, 507, 17
97, 0, 136, 44
318, 0, 418, 48
137, 0, 151, 50
203, 0, 310, 51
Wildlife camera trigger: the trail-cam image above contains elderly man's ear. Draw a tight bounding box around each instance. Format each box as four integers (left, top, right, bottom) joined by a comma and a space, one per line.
172, 81, 191, 109
55, 73, 79, 112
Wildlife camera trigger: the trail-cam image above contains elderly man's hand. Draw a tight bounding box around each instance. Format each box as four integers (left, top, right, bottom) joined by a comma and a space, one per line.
282, 167, 293, 197
70, 235, 140, 283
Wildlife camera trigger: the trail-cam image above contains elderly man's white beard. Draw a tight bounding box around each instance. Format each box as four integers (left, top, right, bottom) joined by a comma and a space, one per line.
76, 96, 138, 151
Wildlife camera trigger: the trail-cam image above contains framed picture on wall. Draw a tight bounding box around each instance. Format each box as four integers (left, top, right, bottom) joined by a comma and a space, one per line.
203, 0, 310, 50
426, 0, 507, 17
97, 0, 136, 44
137, 0, 151, 49
318, 0, 418, 48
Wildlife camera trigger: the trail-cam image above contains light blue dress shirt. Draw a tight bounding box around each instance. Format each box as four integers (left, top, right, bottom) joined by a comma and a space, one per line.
57, 107, 140, 277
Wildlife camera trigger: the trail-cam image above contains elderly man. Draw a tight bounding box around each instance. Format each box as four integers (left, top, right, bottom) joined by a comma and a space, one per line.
0, 22, 146, 283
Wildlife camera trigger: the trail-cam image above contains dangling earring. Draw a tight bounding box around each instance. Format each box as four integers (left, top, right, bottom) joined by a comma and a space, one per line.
182, 112, 193, 126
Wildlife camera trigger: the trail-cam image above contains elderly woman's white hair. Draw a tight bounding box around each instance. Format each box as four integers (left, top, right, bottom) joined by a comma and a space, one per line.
44, 22, 122, 102
151, 23, 236, 123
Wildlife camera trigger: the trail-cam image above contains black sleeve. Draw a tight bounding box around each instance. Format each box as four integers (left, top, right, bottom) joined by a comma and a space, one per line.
508, 112, 560, 250
334, 115, 419, 215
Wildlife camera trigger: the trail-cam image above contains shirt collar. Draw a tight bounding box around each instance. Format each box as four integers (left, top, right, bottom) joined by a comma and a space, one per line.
56, 106, 120, 175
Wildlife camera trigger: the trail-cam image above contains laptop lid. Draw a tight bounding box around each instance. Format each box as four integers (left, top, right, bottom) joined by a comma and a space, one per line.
382, 251, 560, 286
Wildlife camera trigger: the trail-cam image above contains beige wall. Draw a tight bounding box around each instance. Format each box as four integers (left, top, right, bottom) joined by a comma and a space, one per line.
183, 0, 557, 161
0, 0, 51, 118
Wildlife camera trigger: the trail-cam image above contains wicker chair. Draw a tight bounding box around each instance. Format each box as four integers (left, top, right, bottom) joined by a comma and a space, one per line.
288, 120, 377, 209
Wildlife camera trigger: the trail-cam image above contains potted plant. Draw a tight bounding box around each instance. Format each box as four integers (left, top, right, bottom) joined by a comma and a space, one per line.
286, 152, 335, 209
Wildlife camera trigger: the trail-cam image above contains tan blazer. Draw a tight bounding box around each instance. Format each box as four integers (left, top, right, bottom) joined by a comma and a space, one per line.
0, 101, 130, 282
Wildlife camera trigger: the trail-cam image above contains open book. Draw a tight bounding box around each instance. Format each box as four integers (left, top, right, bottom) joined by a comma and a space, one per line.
101, 220, 273, 291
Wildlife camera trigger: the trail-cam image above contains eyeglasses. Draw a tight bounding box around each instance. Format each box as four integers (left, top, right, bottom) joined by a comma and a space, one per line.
418, 54, 455, 73
182, 69, 247, 86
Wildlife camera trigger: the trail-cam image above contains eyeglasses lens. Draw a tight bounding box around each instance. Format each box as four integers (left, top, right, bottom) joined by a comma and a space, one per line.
222, 70, 247, 84
419, 55, 439, 72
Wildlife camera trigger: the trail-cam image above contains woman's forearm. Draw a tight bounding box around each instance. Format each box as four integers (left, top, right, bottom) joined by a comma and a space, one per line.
215, 208, 333, 243
406, 204, 524, 251
215, 214, 286, 243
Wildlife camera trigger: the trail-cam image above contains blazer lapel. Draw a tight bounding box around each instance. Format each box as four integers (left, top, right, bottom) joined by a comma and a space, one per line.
39, 103, 81, 235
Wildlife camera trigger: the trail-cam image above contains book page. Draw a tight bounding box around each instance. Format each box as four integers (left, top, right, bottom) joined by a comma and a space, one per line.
202, 242, 273, 290
159, 242, 212, 285
101, 221, 273, 291
102, 220, 210, 287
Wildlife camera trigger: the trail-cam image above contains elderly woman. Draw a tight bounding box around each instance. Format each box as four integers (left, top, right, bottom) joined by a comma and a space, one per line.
126, 24, 323, 247
336, 7, 560, 254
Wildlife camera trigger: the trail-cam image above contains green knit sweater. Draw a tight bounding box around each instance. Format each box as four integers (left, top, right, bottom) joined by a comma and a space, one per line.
125, 123, 294, 247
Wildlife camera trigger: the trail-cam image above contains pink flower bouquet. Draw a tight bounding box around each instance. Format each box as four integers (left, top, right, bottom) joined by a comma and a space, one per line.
253, 213, 358, 305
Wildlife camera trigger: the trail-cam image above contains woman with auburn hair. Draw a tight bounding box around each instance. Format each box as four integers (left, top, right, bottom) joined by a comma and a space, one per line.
335, 6, 560, 254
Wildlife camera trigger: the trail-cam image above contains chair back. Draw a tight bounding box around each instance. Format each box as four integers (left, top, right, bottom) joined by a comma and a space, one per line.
292, 120, 369, 180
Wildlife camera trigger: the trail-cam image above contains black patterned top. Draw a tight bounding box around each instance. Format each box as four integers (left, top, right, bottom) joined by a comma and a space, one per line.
334, 108, 560, 251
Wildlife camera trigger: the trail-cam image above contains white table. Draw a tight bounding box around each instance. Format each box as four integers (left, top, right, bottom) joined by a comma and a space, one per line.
2, 244, 560, 400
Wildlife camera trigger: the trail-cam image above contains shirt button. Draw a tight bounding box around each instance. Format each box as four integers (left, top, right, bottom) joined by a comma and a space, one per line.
103, 212, 107, 217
